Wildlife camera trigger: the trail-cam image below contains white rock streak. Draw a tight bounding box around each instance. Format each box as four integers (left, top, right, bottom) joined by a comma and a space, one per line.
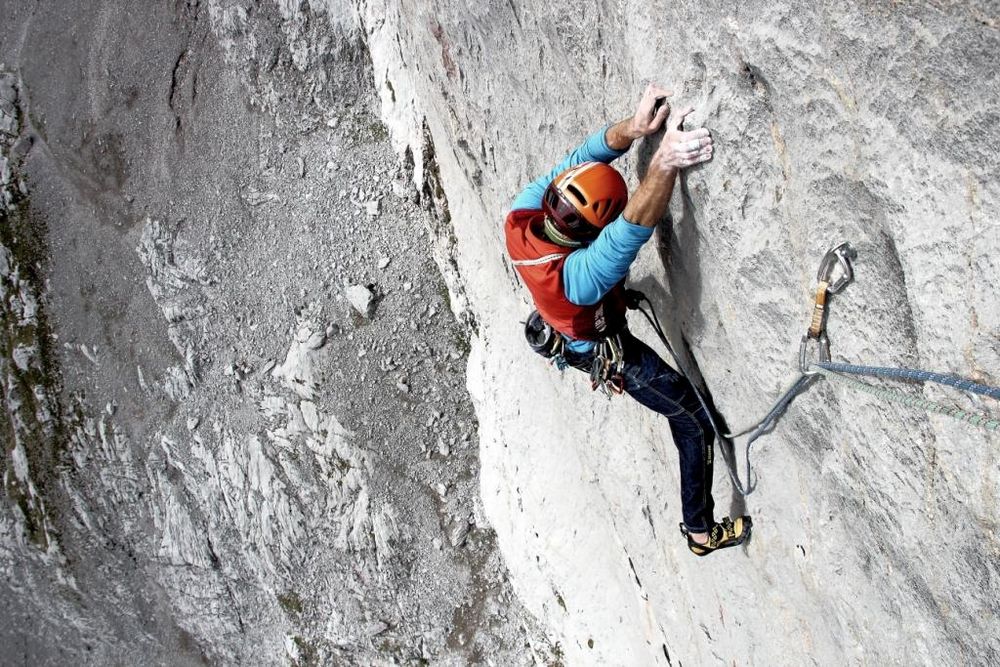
136, 218, 211, 400
271, 320, 324, 399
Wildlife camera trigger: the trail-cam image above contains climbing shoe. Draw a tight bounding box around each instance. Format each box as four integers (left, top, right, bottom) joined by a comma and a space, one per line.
680, 516, 752, 557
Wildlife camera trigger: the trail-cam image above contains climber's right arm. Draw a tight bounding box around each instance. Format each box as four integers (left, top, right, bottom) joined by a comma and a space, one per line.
622, 106, 713, 230
509, 82, 675, 212
510, 126, 629, 211
564, 106, 714, 306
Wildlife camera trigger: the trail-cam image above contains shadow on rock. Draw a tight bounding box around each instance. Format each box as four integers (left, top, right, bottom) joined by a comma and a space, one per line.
633, 136, 746, 519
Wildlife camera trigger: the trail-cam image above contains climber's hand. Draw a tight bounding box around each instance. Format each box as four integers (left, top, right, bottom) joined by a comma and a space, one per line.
652, 106, 713, 170
628, 82, 673, 139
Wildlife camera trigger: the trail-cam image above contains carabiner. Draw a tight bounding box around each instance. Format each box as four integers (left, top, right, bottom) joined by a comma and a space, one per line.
816, 242, 857, 295
799, 333, 831, 373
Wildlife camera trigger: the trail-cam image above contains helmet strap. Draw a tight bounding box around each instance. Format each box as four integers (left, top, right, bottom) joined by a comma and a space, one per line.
543, 216, 583, 248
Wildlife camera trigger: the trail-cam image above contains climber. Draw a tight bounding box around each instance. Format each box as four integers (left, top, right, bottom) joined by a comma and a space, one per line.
505, 83, 751, 556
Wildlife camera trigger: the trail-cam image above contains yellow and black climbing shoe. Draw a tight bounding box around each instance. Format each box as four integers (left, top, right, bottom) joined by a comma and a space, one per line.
681, 516, 752, 557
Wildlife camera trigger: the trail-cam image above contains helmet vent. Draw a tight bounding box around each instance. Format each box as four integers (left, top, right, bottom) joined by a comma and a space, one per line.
566, 184, 586, 205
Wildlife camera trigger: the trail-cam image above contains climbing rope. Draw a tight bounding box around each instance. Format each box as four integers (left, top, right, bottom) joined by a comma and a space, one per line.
632, 295, 764, 495
714, 373, 818, 495
722, 374, 817, 440
628, 241, 997, 497
814, 362, 1000, 401
813, 366, 1000, 432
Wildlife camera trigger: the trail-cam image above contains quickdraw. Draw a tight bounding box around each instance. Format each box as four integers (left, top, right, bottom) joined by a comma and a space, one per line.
590, 334, 625, 395
526, 240, 997, 499
799, 241, 856, 372
632, 242, 860, 496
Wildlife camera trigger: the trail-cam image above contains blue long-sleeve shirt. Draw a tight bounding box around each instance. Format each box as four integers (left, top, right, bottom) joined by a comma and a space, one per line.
511, 127, 654, 351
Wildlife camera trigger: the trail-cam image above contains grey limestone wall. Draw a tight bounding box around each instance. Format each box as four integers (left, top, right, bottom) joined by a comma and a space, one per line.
359, 1, 1000, 664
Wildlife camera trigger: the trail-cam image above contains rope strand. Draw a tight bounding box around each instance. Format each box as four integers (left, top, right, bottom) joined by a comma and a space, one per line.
816, 362, 1000, 401
635, 302, 763, 495
814, 367, 1000, 432
629, 292, 1000, 497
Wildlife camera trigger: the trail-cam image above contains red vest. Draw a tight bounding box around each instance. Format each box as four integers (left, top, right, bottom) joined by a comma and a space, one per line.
505, 209, 627, 341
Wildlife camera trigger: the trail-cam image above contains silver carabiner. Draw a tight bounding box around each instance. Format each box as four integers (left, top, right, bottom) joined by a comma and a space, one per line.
799, 333, 831, 373
816, 242, 857, 295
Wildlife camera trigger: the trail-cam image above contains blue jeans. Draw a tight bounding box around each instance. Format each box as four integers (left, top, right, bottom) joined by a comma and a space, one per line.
563, 329, 716, 532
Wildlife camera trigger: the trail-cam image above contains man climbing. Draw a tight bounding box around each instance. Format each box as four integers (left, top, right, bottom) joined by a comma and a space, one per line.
505, 83, 751, 556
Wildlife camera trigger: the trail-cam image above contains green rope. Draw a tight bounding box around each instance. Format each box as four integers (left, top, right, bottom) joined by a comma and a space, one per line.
813, 367, 1000, 433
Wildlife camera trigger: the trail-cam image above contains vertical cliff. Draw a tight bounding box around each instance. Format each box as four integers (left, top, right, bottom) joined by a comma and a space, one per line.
0, 1, 547, 663
1, 0, 997, 664
358, 1, 1000, 664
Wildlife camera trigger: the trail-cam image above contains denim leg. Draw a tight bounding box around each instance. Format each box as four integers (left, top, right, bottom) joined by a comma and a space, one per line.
617, 331, 716, 532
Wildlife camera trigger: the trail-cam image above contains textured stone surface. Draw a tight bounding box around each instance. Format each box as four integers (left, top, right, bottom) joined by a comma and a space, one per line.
0, 2, 549, 663
357, 1, 1000, 665
1, 0, 998, 664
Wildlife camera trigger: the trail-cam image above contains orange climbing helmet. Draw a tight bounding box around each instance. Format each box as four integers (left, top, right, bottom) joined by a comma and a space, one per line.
542, 161, 628, 245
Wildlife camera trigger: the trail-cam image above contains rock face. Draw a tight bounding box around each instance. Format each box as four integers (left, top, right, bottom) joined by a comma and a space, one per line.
1, 0, 998, 665
0, 2, 550, 664
354, 1, 1000, 665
